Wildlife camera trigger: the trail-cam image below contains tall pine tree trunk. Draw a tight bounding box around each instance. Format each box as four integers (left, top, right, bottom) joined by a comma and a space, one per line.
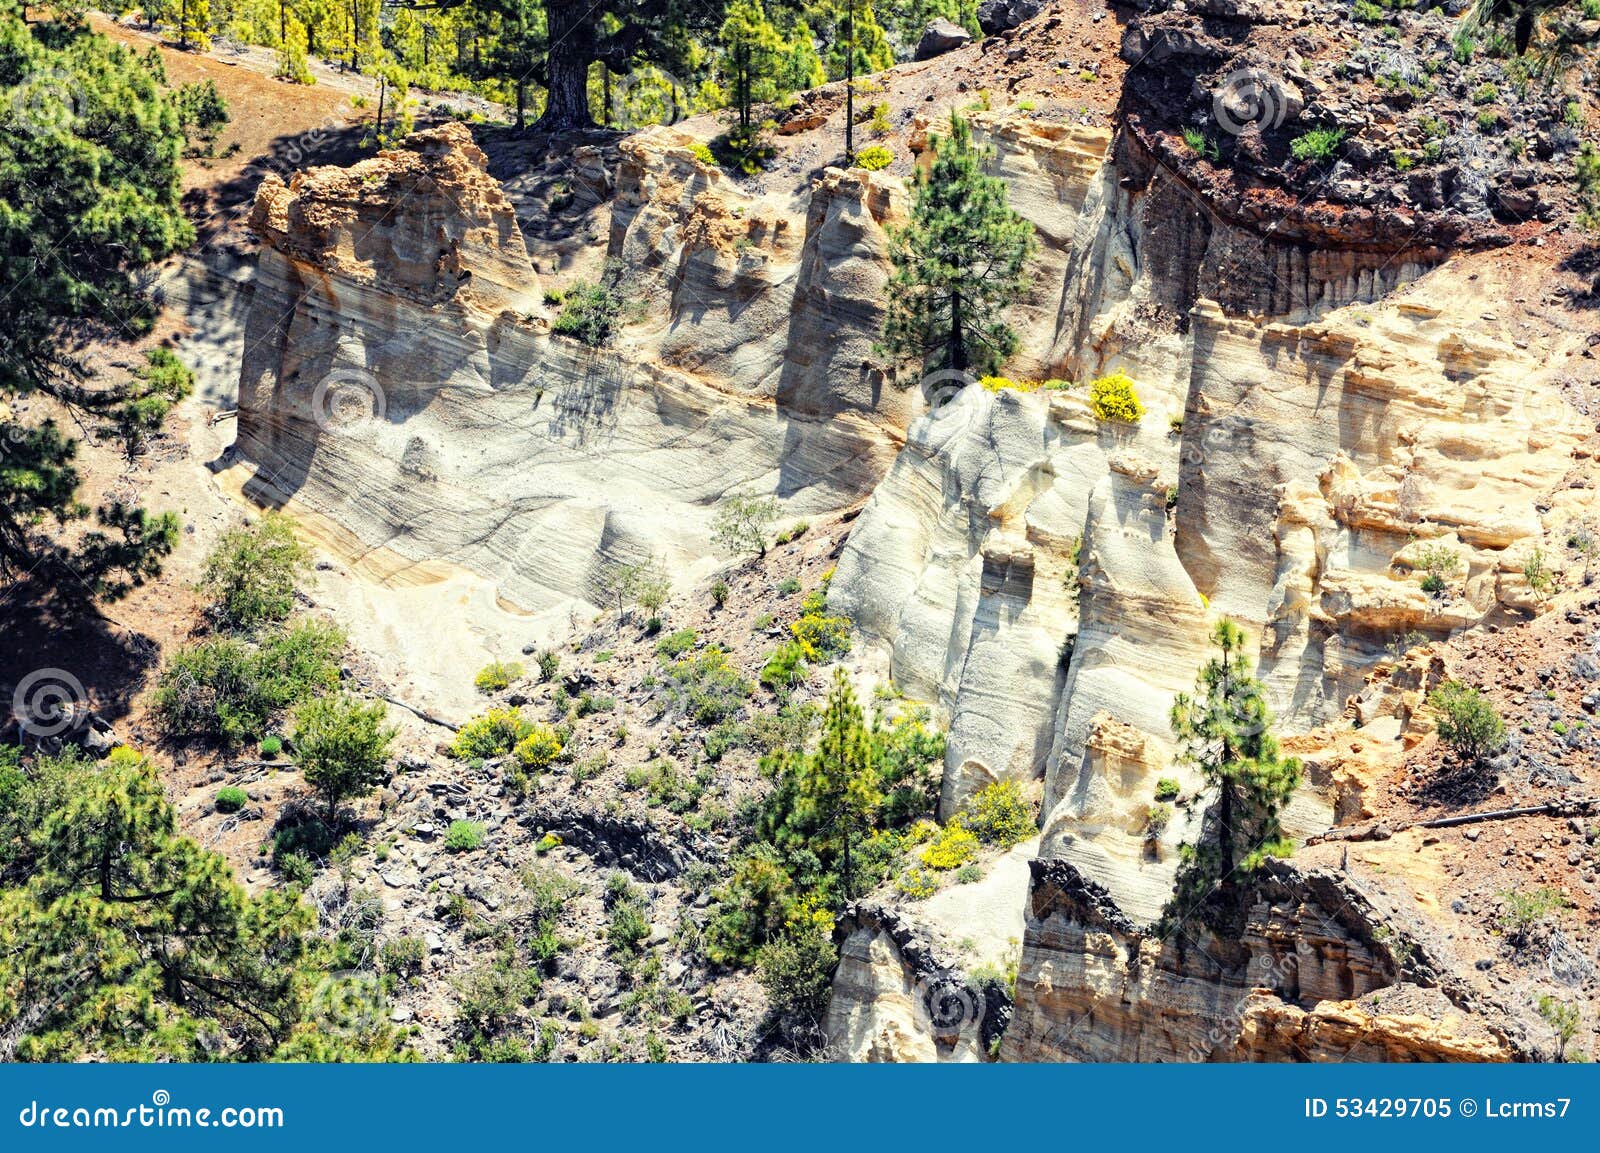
949, 291, 966, 372
535, 0, 596, 132
844, 0, 855, 164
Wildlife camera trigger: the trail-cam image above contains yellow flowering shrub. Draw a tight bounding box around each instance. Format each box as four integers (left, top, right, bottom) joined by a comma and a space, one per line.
1088, 371, 1144, 424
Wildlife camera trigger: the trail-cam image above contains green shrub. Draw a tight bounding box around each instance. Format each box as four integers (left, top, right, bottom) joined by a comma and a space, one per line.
535, 649, 561, 682
450, 708, 534, 760
855, 145, 893, 170
214, 786, 248, 813
445, 820, 485, 852
175, 77, 228, 152
199, 513, 310, 632
606, 897, 651, 958
575, 692, 616, 717
755, 920, 835, 1024
259, 735, 283, 759
664, 648, 750, 726
1472, 83, 1499, 105
1144, 803, 1172, 837
293, 693, 398, 819
551, 260, 636, 346
711, 580, 730, 608
773, 520, 810, 546
760, 641, 808, 691
920, 821, 979, 869
381, 936, 427, 976
655, 629, 698, 659
689, 141, 716, 166
1497, 886, 1569, 937
1412, 543, 1461, 594
1524, 546, 1553, 593
1428, 681, 1507, 764
1154, 776, 1181, 801
513, 723, 563, 771
1181, 126, 1218, 160
959, 780, 1035, 847
1289, 127, 1346, 163
154, 620, 344, 746
1088, 371, 1145, 424
474, 661, 523, 694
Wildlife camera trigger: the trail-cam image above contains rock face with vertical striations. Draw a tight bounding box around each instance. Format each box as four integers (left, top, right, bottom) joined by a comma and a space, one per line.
234, 123, 906, 624
1001, 858, 1525, 1063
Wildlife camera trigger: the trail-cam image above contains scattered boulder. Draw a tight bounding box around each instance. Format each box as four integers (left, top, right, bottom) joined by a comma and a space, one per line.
915, 18, 972, 61
977, 0, 1041, 35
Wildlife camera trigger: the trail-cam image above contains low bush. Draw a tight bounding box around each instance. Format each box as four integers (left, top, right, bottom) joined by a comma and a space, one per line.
655, 629, 698, 660
535, 649, 561, 682
551, 260, 637, 346
959, 780, 1034, 847
1154, 777, 1180, 801
760, 641, 808, 691
474, 661, 523, 694
214, 786, 248, 813
855, 145, 893, 170
199, 513, 310, 632
1088, 372, 1144, 424
154, 620, 344, 746
664, 648, 750, 726
1497, 885, 1569, 940
381, 936, 427, 976
445, 820, 486, 852
1428, 681, 1507, 764
450, 709, 534, 760
1289, 127, 1345, 163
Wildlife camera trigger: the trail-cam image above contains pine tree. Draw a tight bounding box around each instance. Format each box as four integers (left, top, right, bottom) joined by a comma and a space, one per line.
0, 748, 404, 1060
177, 0, 211, 50
276, 11, 314, 83
791, 668, 882, 899
292, 694, 397, 821
881, 113, 1036, 375
0, 13, 189, 602
1167, 620, 1301, 921
717, 0, 785, 140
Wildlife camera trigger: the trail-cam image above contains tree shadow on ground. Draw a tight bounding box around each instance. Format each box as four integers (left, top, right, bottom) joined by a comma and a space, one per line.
0, 579, 161, 738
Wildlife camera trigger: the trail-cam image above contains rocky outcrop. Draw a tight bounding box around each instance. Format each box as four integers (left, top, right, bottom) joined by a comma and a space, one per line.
611, 128, 910, 428
1001, 858, 1525, 1062
234, 123, 902, 623
915, 19, 972, 61
824, 903, 1005, 1062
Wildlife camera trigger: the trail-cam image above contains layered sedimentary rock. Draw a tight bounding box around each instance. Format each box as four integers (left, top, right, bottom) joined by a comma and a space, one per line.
235, 123, 902, 615
610, 128, 911, 428
1001, 859, 1524, 1062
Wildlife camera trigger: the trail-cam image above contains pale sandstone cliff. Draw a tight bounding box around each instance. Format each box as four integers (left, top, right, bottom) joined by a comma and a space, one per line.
234, 123, 901, 624
223, 84, 1596, 1066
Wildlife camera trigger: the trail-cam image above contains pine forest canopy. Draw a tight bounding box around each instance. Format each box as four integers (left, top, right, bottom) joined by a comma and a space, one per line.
98, 0, 982, 131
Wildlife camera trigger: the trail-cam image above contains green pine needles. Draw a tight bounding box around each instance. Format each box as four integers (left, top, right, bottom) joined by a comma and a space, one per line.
1165, 620, 1301, 929
881, 113, 1036, 376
